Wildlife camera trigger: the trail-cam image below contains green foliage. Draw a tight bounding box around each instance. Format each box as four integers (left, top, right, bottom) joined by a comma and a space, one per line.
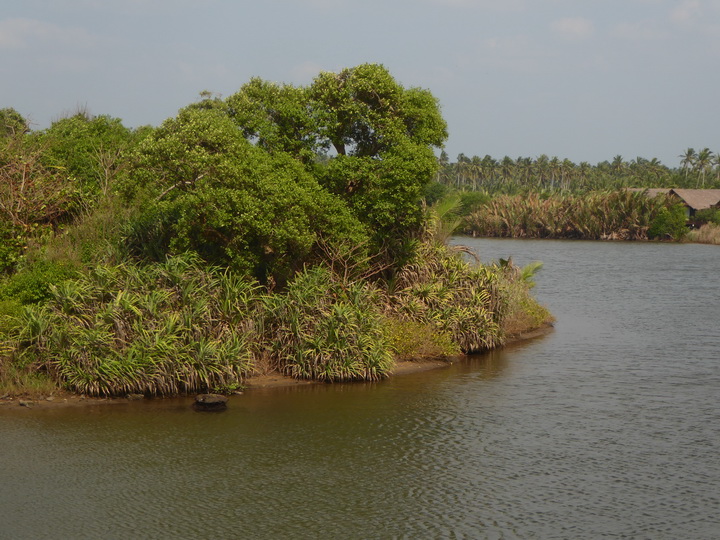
12, 254, 261, 396
264, 266, 394, 381
648, 204, 688, 240
38, 113, 139, 203
0, 131, 80, 232
308, 65, 447, 255
0, 108, 28, 137
124, 107, 367, 284
458, 190, 491, 215
0, 299, 23, 338
520, 261, 544, 289
693, 207, 720, 225
391, 240, 505, 353
386, 318, 459, 361
423, 181, 451, 206
0, 260, 77, 305
465, 190, 672, 240
42, 195, 131, 267
0, 222, 24, 274
225, 78, 320, 166
437, 150, 720, 193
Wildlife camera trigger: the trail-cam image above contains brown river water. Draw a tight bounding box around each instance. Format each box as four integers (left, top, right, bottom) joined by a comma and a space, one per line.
1, 238, 718, 539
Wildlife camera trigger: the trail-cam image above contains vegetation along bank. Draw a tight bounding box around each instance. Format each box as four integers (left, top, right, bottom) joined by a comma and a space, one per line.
0, 64, 552, 400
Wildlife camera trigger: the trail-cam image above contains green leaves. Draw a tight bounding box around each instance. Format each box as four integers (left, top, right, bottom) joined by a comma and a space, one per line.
124, 107, 367, 284
11, 255, 260, 396
264, 266, 394, 382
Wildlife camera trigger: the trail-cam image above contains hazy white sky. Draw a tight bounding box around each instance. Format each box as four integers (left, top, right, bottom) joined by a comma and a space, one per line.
2, 0, 718, 166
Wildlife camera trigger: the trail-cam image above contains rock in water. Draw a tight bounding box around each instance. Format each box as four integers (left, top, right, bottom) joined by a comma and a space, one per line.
193, 394, 228, 412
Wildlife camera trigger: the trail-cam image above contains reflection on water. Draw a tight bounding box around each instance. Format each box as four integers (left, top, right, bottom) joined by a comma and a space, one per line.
1, 239, 719, 539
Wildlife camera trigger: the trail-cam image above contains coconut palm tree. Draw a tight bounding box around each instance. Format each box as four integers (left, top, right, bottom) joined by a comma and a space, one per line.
679, 148, 696, 179
695, 148, 714, 188
611, 155, 626, 177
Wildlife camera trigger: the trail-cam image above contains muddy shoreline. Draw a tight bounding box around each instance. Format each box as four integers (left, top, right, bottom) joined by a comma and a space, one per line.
0, 324, 553, 410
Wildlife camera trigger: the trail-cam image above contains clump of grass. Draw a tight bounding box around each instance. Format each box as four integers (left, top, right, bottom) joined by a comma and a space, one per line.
264, 265, 394, 381
0, 363, 61, 399
687, 223, 720, 245
495, 266, 554, 336
385, 318, 459, 361
10, 253, 261, 396
390, 240, 505, 353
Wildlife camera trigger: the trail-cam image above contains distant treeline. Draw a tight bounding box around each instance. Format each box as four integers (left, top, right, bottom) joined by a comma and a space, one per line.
435, 149, 720, 194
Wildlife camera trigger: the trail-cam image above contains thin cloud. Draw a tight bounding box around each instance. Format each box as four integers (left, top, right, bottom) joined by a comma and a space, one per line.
671, 0, 702, 23
550, 17, 594, 40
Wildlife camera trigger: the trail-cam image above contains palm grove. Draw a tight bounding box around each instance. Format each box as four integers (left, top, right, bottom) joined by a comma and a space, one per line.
0, 64, 551, 397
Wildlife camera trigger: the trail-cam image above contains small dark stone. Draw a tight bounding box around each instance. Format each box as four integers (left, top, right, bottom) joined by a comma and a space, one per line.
193, 393, 228, 412
126, 394, 145, 401
18, 400, 34, 408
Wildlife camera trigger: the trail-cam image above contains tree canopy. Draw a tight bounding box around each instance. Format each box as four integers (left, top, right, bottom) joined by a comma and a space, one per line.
124, 63, 448, 282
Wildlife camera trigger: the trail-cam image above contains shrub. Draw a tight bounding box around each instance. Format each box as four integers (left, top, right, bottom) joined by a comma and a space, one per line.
264, 266, 394, 381
693, 208, 720, 226
494, 263, 554, 336
12, 254, 261, 396
0, 260, 77, 305
0, 222, 24, 274
385, 318, 459, 361
391, 241, 505, 353
687, 222, 720, 245
648, 204, 688, 240
123, 107, 367, 285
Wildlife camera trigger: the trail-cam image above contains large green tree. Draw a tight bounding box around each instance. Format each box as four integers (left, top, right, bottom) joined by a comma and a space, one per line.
227, 64, 448, 255
124, 107, 366, 284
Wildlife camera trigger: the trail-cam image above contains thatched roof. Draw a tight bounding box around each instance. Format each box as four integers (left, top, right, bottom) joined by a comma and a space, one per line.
668, 189, 720, 211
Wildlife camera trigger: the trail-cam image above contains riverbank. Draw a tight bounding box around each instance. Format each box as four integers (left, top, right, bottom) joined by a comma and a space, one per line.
0, 323, 554, 410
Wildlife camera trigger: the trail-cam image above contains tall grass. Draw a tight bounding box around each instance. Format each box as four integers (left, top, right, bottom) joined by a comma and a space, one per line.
687, 223, 720, 245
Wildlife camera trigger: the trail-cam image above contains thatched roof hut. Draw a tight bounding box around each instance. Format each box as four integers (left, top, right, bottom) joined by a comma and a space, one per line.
668, 189, 720, 216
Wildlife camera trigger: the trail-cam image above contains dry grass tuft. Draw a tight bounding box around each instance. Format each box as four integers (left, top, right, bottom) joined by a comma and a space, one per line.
687, 223, 720, 245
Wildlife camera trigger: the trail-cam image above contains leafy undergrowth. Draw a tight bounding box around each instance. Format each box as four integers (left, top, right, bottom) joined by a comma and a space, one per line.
1, 244, 552, 397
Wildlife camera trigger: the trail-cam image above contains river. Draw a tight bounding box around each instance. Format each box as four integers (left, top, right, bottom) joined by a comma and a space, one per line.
1, 238, 718, 539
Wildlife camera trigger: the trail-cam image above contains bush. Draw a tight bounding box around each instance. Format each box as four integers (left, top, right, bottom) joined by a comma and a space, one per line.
386, 318, 459, 361
693, 208, 720, 226
687, 222, 720, 245
11, 254, 260, 396
648, 204, 688, 240
0, 260, 77, 305
123, 107, 367, 284
391, 241, 505, 353
0, 222, 24, 274
264, 266, 394, 381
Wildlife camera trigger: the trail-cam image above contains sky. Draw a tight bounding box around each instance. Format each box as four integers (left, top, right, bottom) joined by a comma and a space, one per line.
1, 0, 718, 167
